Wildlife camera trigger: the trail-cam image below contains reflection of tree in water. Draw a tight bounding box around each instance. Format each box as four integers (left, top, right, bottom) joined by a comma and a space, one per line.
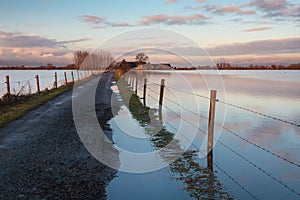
117, 74, 234, 200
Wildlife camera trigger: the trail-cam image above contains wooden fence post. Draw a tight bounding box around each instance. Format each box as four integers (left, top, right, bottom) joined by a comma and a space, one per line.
64, 72, 67, 85
71, 71, 75, 83
77, 70, 80, 81
54, 72, 58, 89
159, 79, 165, 108
35, 75, 40, 93
143, 77, 147, 106
5, 75, 10, 97
207, 90, 217, 170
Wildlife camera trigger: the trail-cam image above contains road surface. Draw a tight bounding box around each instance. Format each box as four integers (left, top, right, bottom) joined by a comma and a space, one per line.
0, 72, 118, 199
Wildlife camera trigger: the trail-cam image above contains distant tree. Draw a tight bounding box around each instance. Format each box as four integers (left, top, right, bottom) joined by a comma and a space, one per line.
73, 51, 89, 69
135, 52, 149, 65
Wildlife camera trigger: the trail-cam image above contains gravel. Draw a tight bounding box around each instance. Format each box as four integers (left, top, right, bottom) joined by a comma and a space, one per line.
0, 72, 118, 199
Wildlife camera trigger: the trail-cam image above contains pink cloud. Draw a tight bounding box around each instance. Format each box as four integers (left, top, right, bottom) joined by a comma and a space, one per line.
211, 54, 300, 65
80, 15, 107, 25
243, 0, 300, 21
242, 27, 273, 32
79, 15, 134, 28
139, 14, 211, 25
0, 31, 91, 66
207, 5, 256, 15
0, 31, 89, 48
245, 0, 289, 11
218, 6, 241, 13
110, 22, 132, 27
205, 37, 300, 56
165, 0, 177, 4
0, 47, 73, 66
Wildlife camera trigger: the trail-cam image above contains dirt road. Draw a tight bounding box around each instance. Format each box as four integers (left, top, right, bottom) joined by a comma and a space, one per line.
0, 72, 118, 199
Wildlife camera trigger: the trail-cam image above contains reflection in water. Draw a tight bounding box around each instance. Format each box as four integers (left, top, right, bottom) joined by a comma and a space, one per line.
147, 70, 300, 199
111, 69, 300, 199
116, 75, 234, 199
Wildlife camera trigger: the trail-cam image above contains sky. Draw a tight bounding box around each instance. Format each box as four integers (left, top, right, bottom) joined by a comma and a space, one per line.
0, 0, 299, 66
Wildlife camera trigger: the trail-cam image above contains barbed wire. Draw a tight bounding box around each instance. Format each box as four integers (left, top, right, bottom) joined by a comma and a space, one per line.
151, 82, 211, 100
147, 93, 207, 136
165, 120, 258, 200
150, 81, 300, 129
217, 140, 300, 197
39, 75, 56, 79
146, 82, 300, 168
147, 86, 209, 120
10, 77, 35, 84
221, 125, 300, 168
218, 100, 300, 128
147, 91, 300, 197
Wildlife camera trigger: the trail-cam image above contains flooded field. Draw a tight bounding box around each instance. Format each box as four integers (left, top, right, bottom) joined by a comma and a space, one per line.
107, 70, 300, 199
0, 70, 92, 97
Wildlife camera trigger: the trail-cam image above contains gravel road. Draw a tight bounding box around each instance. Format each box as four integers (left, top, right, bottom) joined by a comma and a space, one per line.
0, 72, 119, 199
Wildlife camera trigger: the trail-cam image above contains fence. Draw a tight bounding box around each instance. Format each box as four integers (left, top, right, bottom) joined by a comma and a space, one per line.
0, 70, 98, 99
124, 73, 300, 199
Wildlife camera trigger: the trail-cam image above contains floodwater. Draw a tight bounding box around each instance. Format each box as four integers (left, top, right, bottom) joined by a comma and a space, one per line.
107, 70, 300, 200
0, 70, 92, 97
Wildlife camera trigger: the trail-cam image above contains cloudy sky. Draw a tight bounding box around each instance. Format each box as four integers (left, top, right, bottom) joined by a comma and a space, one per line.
0, 0, 299, 66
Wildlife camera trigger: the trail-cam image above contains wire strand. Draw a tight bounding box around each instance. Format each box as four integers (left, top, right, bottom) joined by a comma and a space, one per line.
147, 91, 300, 197
218, 100, 300, 128
165, 120, 258, 200
221, 125, 300, 168
217, 140, 300, 196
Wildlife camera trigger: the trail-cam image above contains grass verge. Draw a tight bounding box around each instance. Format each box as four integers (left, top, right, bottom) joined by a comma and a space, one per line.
0, 72, 102, 128
0, 85, 73, 128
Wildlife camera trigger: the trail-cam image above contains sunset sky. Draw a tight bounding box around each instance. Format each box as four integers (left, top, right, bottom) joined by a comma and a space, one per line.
0, 0, 299, 66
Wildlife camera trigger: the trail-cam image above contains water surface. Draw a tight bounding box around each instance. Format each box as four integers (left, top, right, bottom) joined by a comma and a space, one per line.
108, 70, 300, 199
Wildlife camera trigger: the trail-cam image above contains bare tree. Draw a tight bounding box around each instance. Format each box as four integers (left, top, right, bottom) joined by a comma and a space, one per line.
73, 51, 89, 69
74, 50, 114, 71
135, 52, 149, 65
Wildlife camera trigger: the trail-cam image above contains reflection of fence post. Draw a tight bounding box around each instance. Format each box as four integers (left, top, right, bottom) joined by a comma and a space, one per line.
159, 79, 165, 108
135, 75, 138, 94
54, 72, 58, 89
35, 75, 40, 93
143, 77, 147, 106
71, 71, 75, 83
64, 72, 67, 85
131, 76, 134, 90
207, 90, 217, 170
129, 75, 132, 86
5, 75, 10, 97
77, 70, 80, 81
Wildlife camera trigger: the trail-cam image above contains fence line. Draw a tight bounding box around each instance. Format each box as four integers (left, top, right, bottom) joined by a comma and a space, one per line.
148, 86, 209, 119
1, 70, 94, 98
164, 117, 259, 200
217, 140, 300, 196
221, 125, 300, 168
152, 82, 211, 100
146, 83, 300, 168
150, 80, 300, 128
131, 76, 300, 198
147, 93, 207, 136
147, 90, 300, 197
218, 100, 300, 128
